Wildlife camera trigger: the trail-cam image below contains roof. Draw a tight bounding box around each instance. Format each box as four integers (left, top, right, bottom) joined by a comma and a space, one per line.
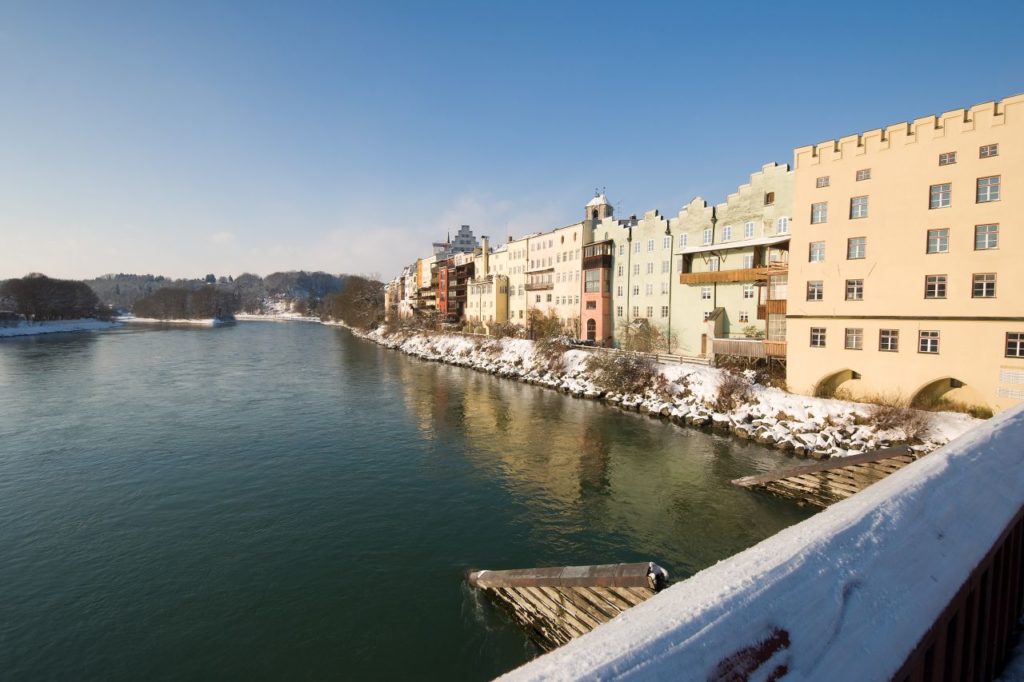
586, 193, 609, 207
680, 234, 790, 255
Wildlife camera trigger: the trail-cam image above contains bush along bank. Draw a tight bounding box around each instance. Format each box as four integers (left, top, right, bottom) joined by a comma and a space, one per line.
358, 327, 979, 460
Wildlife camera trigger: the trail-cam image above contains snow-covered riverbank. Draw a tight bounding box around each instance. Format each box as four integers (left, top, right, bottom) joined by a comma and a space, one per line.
0, 319, 121, 338
235, 312, 321, 323
357, 327, 978, 459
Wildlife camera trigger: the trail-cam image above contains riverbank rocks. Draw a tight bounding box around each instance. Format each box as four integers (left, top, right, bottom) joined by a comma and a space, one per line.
355, 327, 962, 462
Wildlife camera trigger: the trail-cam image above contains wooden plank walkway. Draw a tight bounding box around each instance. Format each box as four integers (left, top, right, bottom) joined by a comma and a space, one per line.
467, 562, 668, 651
731, 445, 921, 508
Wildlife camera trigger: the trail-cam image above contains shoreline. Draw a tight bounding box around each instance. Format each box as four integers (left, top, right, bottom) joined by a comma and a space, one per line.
347, 325, 978, 461
0, 319, 121, 338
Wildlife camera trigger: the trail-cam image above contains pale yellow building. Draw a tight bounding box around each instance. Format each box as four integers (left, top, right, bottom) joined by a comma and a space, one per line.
525, 219, 593, 336
467, 238, 510, 326
787, 94, 1024, 413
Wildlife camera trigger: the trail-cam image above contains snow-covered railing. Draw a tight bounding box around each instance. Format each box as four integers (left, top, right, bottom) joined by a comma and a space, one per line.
500, 404, 1024, 681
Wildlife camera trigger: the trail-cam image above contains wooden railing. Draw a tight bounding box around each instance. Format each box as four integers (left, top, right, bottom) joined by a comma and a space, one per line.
711, 338, 787, 359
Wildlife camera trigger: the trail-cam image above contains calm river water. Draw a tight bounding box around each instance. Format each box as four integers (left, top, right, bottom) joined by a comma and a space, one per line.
0, 322, 813, 680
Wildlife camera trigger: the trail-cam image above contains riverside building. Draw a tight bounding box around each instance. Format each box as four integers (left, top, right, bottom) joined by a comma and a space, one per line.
786, 94, 1023, 413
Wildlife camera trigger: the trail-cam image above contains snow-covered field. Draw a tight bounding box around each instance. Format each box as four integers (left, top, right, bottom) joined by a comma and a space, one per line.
360, 328, 978, 459
501, 403, 1024, 681
0, 319, 121, 338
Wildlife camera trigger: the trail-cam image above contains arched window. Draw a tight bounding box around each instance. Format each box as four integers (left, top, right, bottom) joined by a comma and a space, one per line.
586, 319, 596, 341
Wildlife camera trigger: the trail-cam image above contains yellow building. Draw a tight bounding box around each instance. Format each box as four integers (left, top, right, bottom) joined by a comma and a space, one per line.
525, 219, 593, 336
787, 94, 1024, 413
467, 238, 510, 326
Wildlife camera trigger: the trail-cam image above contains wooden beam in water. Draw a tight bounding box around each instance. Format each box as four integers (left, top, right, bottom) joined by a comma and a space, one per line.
467, 562, 668, 651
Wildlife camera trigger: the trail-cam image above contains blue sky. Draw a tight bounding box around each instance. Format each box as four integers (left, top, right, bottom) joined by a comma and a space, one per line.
2, 1, 1022, 280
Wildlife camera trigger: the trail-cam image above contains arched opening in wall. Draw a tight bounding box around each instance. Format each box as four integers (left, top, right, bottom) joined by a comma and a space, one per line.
591, 209, 599, 219
910, 377, 991, 417
812, 368, 863, 400
586, 318, 596, 341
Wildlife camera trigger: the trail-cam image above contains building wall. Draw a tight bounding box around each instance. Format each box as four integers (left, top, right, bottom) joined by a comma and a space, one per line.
525, 221, 591, 335
506, 236, 531, 325
608, 210, 676, 348
787, 94, 1024, 412
669, 163, 794, 356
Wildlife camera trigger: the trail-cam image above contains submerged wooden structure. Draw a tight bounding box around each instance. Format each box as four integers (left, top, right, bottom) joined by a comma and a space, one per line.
467, 562, 668, 651
732, 445, 921, 508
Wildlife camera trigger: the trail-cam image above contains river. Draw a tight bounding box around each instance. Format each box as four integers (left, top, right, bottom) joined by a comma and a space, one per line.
0, 322, 813, 680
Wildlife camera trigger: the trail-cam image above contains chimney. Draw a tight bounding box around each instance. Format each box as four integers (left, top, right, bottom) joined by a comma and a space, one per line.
481, 236, 490, 277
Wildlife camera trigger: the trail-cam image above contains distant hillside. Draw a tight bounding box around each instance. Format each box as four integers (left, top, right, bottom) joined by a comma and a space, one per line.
85, 271, 348, 313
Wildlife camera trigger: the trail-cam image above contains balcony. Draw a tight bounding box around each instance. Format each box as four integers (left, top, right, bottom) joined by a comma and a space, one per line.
582, 254, 613, 271
525, 281, 554, 291
711, 338, 786, 359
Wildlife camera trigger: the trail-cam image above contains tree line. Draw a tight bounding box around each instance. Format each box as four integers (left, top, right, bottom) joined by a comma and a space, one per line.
319, 276, 385, 329
132, 287, 238, 320
0, 274, 113, 322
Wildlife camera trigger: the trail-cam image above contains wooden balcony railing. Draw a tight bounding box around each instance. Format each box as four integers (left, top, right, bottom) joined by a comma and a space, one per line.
711, 338, 787, 359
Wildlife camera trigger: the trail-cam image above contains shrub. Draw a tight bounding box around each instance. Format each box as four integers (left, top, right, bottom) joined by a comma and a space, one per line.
714, 369, 754, 412
585, 351, 658, 395
864, 392, 933, 441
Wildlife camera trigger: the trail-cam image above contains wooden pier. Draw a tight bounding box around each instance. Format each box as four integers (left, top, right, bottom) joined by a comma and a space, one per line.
467, 562, 668, 651
731, 445, 921, 508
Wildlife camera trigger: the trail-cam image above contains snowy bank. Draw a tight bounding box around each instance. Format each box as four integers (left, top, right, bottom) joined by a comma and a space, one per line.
357, 328, 976, 459
502, 403, 1024, 681
120, 316, 227, 326
0, 319, 120, 338
235, 312, 321, 323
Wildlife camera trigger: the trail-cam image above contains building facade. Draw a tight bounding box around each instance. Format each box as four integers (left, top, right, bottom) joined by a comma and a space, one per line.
787, 94, 1023, 412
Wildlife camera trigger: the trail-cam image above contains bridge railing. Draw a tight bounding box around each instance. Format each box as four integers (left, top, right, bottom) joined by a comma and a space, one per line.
501, 405, 1024, 681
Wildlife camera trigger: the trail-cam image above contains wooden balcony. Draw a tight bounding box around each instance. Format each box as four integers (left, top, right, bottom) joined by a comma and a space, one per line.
525, 281, 553, 291
680, 268, 761, 285
582, 254, 613, 270
711, 338, 787, 359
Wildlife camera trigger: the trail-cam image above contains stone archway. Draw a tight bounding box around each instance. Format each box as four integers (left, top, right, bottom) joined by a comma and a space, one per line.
910, 377, 989, 413
813, 368, 861, 399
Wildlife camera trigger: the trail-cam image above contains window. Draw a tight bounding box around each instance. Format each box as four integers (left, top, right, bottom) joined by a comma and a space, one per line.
708, 256, 720, 272
975, 224, 999, 250
661, 282, 669, 294
619, 245, 624, 256
616, 306, 623, 317
919, 330, 940, 354
926, 228, 949, 254
645, 283, 653, 295
977, 176, 1000, 203
703, 228, 713, 245
809, 241, 825, 262
739, 311, 749, 323
616, 285, 623, 296
661, 306, 669, 318
646, 262, 654, 274
647, 239, 655, 252
924, 275, 947, 299
816, 176, 830, 188
845, 328, 863, 350
807, 280, 823, 301
661, 260, 670, 273
586, 301, 596, 310
723, 225, 732, 241
810, 327, 826, 347
847, 237, 866, 260
1008, 332, 1024, 358
584, 269, 601, 293
845, 279, 863, 301
663, 236, 671, 249
633, 264, 640, 275
850, 196, 868, 219
631, 285, 639, 296
703, 311, 711, 321
811, 202, 828, 224
980, 143, 999, 158
535, 295, 541, 303
646, 306, 653, 318
973, 273, 996, 298
744, 222, 755, 239
678, 234, 688, 247
938, 151, 957, 166
879, 329, 899, 352
930, 183, 951, 209
742, 254, 754, 269
777, 217, 789, 234
743, 284, 755, 299
856, 168, 871, 181
617, 265, 624, 276
765, 191, 775, 205
634, 241, 641, 254
700, 286, 712, 300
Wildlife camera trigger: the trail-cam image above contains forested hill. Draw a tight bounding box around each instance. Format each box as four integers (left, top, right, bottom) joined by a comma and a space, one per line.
84, 271, 348, 312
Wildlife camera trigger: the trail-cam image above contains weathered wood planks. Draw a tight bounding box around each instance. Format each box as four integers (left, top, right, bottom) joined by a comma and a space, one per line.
731, 445, 921, 508
467, 562, 667, 651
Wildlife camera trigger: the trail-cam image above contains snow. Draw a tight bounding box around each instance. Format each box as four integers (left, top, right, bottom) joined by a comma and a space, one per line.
121, 317, 222, 326
235, 312, 321, 323
357, 328, 978, 458
0, 319, 120, 338
501, 404, 1024, 681
586, 193, 609, 207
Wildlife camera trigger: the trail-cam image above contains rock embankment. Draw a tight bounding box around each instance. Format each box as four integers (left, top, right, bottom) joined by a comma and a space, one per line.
358, 328, 977, 460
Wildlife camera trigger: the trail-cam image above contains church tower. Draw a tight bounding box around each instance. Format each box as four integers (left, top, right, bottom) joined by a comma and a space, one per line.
585, 190, 613, 221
